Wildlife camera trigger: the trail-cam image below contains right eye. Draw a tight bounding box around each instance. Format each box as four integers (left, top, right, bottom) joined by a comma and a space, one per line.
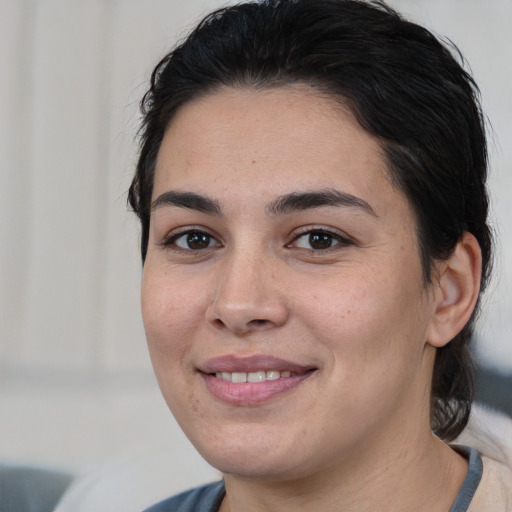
164, 230, 221, 251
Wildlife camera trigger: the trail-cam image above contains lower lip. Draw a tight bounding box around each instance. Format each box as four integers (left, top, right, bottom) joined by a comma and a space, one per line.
201, 372, 315, 406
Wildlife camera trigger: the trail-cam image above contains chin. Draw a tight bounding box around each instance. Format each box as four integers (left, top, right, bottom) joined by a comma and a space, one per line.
189, 427, 310, 481
205, 453, 306, 481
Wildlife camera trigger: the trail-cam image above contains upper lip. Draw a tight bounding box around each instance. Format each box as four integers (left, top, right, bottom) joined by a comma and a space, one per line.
198, 355, 316, 374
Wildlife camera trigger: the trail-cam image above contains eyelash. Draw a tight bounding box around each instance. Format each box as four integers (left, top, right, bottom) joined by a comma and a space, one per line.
160, 226, 353, 255
287, 227, 354, 252
160, 228, 221, 253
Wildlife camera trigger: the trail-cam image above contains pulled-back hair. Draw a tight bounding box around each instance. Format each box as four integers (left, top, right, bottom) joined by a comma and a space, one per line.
129, 0, 492, 441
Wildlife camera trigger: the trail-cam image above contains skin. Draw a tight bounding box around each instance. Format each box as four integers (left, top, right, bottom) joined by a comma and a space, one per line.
141, 86, 481, 511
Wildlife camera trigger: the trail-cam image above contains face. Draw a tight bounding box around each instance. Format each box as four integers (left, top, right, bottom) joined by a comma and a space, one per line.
142, 86, 438, 482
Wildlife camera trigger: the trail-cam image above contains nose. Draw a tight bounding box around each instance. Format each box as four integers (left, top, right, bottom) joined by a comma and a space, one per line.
206, 249, 289, 335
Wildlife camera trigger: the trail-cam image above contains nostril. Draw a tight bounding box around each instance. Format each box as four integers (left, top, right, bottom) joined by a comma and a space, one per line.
251, 319, 269, 326
211, 318, 226, 329
206, 296, 289, 333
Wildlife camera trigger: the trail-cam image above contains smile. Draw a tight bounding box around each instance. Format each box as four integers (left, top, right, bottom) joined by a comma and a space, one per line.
214, 370, 295, 383
199, 356, 316, 406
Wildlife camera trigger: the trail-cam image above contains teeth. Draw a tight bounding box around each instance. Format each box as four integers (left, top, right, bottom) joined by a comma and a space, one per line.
232, 372, 247, 383
215, 370, 297, 382
248, 371, 266, 382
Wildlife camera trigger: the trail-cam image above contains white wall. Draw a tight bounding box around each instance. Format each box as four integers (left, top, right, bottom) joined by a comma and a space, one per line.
0, 0, 510, 479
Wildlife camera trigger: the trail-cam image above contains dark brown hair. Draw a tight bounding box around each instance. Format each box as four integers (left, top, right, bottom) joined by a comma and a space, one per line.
129, 0, 492, 441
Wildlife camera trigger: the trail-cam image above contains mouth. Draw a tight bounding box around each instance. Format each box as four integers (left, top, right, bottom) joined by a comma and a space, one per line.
198, 355, 317, 406
213, 369, 304, 382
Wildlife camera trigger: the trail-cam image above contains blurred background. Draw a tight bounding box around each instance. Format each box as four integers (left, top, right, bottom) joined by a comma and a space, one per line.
0, 0, 510, 500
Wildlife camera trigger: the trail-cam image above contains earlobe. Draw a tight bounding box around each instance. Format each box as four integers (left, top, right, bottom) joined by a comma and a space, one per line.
426, 232, 482, 348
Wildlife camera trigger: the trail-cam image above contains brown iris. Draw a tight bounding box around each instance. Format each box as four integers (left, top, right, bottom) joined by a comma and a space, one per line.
308, 233, 333, 249
187, 232, 211, 249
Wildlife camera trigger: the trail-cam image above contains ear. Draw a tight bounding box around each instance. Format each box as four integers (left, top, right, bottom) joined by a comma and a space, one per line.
426, 232, 482, 348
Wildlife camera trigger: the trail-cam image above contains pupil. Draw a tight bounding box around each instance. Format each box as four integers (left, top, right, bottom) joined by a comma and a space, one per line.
187, 232, 209, 249
309, 233, 332, 249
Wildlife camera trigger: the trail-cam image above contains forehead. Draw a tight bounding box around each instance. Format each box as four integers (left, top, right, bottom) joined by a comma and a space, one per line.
153, 86, 405, 220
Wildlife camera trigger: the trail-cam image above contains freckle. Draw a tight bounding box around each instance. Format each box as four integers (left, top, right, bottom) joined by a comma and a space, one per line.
251, 160, 256, 164
192, 398, 201, 413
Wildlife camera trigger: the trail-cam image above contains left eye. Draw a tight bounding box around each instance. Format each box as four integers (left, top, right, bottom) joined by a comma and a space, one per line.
292, 231, 347, 250
170, 231, 220, 250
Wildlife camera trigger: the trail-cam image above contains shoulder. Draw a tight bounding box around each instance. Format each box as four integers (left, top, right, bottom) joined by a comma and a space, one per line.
143, 481, 225, 512
456, 405, 512, 511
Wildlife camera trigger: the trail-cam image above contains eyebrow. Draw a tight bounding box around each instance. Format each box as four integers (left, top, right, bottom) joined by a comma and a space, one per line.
151, 191, 222, 215
151, 188, 376, 217
267, 189, 377, 217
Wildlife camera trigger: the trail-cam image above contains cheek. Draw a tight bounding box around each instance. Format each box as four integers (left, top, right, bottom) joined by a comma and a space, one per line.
295, 270, 432, 428
295, 265, 428, 362
141, 266, 204, 362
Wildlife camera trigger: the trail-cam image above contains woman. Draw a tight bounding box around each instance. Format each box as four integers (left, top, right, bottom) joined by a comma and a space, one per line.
129, 0, 510, 510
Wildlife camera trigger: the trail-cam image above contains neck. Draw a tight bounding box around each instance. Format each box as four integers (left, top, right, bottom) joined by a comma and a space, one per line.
220, 430, 468, 512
